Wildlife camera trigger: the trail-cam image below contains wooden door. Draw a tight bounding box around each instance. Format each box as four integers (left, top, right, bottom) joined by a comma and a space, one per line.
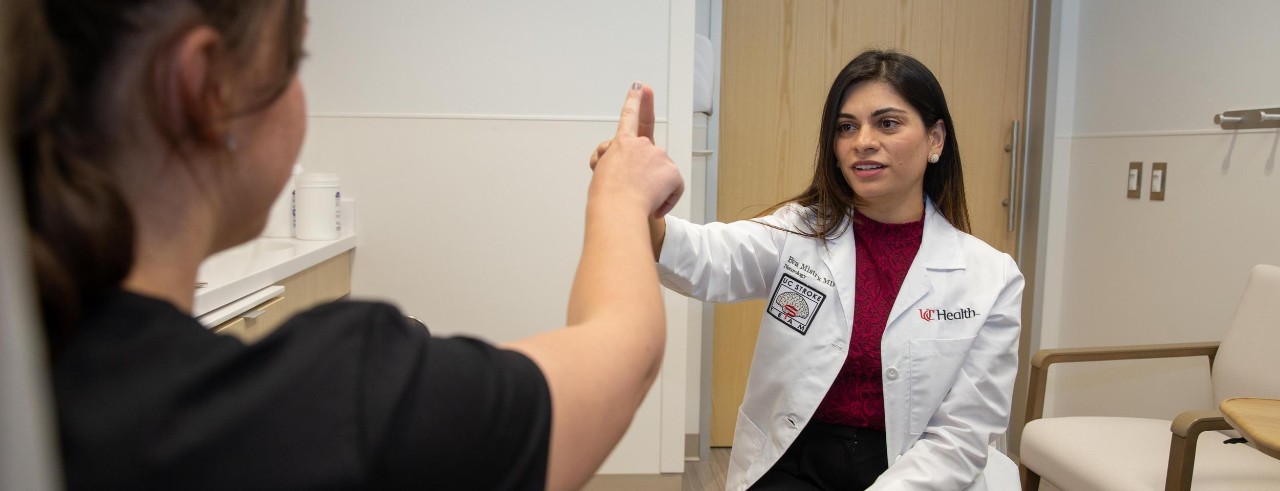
712, 0, 1030, 446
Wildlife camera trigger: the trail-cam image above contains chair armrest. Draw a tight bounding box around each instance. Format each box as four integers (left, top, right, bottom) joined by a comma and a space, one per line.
1024, 342, 1220, 424
1166, 409, 1232, 491
1170, 409, 1231, 438
1032, 342, 1221, 369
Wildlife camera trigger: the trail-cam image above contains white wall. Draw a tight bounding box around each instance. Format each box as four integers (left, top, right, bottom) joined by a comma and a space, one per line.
1040, 0, 1280, 419
303, 2, 670, 119
298, 1, 694, 474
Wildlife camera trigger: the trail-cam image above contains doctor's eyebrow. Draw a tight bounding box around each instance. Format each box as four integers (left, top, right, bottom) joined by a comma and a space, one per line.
837, 107, 910, 120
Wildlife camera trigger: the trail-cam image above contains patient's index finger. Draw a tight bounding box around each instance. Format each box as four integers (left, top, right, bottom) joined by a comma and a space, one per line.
616, 82, 643, 137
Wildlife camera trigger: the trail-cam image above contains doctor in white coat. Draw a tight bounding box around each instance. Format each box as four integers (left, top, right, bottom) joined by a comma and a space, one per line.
608, 50, 1023, 490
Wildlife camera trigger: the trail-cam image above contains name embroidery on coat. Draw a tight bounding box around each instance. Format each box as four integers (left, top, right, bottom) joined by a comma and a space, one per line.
767, 273, 827, 335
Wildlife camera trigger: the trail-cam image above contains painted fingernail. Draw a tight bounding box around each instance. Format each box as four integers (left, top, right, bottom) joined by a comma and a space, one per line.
631, 82, 642, 91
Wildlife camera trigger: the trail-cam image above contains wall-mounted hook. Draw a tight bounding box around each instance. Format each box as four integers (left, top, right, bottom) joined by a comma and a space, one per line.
1214, 114, 1243, 125
1215, 107, 1280, 130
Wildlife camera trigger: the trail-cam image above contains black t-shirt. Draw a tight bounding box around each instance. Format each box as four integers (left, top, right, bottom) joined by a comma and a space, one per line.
52, 290, 551, 490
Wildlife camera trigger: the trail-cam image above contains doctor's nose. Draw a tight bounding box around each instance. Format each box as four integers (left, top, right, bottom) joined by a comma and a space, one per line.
854, 128, 880, 154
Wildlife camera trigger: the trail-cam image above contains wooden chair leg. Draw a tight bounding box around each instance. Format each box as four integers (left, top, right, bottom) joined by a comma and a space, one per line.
1165, 433, 1197, 491
1020, 464, 1041, 491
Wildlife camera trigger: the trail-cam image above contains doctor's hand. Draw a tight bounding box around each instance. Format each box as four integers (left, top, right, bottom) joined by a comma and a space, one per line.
588, 83, 683, 219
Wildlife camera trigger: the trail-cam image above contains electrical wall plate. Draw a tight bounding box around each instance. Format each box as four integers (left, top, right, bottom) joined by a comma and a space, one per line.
1128, 161, 1143, 199
1150, 162, 1167, 201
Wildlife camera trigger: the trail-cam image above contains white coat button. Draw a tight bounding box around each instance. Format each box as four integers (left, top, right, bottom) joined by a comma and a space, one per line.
786, 416, 797, 428
885, 367, 900, 380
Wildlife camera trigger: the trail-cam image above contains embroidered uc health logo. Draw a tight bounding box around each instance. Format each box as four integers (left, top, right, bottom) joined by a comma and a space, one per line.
918, 308, 980, 322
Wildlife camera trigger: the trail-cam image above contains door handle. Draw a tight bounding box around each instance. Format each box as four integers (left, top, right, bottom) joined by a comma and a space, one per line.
1003, 120, 1021, 231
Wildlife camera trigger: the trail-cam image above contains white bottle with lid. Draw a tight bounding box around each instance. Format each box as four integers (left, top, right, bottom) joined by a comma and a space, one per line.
261, 164, 303, 238
295, 172, 341, 240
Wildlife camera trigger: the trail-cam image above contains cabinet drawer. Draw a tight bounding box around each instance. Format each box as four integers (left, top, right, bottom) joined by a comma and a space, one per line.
212, 296, 287, 343
210, 250, 353, 344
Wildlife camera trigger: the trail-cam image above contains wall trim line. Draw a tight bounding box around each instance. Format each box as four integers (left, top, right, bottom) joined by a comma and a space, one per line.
1067, 128, 1279, 139
308, 112, 671, 124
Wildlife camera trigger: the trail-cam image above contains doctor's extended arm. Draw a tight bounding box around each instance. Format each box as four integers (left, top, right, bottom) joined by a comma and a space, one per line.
504, 84, 683, 491
653, 210, 795, 303
870, 257, 1024, 490
590, 146, 793, 303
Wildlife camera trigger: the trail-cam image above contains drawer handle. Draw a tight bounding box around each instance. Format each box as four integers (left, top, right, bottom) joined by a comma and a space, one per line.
241, 296, 285, 320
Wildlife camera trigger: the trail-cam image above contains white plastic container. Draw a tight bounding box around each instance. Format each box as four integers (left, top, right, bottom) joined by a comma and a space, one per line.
261, 164, 303, 237
294, 172, 341, 240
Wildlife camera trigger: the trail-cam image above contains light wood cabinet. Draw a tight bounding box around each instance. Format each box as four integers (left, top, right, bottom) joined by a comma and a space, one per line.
212, 251, 353, 344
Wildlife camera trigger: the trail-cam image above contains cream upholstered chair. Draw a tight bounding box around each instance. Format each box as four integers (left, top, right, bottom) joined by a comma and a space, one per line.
1019, 264, 1280, 491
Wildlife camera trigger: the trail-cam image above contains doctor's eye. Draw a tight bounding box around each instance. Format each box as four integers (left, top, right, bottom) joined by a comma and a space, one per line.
878, 119, 902, 130
836, 122, 857, 133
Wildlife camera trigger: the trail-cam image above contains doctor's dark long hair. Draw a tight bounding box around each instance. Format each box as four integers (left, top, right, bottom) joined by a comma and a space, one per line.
762, 49, 970, 238
8, 0, 307, 352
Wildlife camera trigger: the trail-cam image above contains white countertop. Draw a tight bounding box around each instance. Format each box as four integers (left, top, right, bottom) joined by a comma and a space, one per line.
193, 234, 357, 318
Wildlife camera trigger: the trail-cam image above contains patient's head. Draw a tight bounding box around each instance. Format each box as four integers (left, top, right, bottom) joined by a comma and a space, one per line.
9, 0, 308, 344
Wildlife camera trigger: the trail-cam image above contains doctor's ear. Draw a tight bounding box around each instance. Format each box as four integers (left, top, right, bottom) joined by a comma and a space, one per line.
927, 120, 946, 152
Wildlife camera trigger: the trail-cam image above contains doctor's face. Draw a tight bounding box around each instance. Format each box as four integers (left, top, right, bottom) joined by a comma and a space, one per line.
833, 81, 944, 218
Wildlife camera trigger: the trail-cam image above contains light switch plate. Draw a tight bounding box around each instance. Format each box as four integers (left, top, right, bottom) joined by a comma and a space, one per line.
1151, 162, 1167, 201
1128, 162, 1143, 199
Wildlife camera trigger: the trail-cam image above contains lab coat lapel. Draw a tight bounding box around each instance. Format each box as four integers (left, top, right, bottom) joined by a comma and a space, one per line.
884, 201, 965, 330
820, 216, 856, 331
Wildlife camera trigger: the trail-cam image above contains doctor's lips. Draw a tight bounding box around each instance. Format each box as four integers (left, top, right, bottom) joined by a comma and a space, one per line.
852, 160, 887, 175
852, 160, 886, 170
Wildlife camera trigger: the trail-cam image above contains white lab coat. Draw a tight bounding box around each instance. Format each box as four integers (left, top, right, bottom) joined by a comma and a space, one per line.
658, 201, 1023, 491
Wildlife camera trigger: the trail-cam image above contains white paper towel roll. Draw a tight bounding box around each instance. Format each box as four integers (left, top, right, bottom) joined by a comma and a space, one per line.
694, 34, 715, 114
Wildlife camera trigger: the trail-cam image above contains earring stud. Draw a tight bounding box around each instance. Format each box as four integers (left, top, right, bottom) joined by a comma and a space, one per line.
225, 134, 238, 152
928, 153, 940, 164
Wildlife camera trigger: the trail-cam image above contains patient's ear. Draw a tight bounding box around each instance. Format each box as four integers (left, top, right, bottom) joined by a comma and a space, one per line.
153, 25, 229, 147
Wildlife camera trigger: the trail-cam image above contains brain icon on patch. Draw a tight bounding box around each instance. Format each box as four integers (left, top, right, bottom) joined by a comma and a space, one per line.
774, 292, 811, 319
767, 273, 827, 335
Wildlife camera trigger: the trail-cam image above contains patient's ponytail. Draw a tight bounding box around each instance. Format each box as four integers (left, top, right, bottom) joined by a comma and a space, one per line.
9, 0, 135, 349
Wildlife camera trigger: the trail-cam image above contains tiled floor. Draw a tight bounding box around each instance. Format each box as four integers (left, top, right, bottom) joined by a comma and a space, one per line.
580, 447, 730, 491
682, 448, 730, 491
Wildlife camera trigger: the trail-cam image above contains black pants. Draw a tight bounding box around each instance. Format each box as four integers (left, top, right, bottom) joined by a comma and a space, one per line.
750, 421, 888, 491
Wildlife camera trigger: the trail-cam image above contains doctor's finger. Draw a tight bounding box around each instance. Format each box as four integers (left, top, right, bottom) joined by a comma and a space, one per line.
638, 87, 655, 143
653, 179, 684, 220
615, 82, 645, 138
589, 140, 611, 171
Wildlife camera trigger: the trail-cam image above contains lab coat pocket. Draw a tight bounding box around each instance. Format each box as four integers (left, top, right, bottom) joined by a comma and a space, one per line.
728, 408, 767, 486
907, 336, 977, 434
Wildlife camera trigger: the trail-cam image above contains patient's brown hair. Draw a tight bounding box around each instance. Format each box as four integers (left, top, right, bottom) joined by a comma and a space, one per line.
7, 0, 307, 351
